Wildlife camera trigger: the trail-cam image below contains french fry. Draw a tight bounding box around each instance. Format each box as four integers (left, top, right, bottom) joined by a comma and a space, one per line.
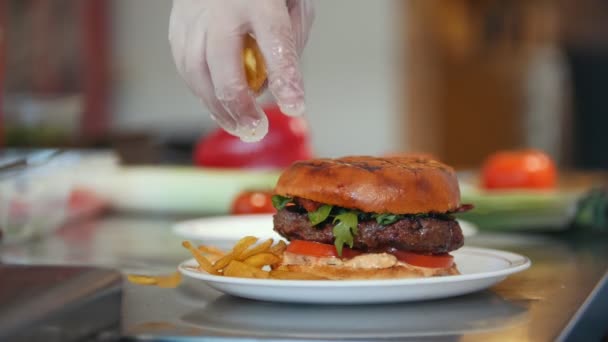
238, 238, 274, 261
128, 272, 183, 288
252, 271, 271, 279
231, 236, 259, 259
224, 260, 269, 279
127, 274, 157, 285
243, 253, 280, 268
182, 238, 328, 281
197, 245, 225, 256
154, 272, 183, 288
269, 270, 327, 280
213, 252, 236, 272
268, 240, 287, 256
182, 241, 216, 274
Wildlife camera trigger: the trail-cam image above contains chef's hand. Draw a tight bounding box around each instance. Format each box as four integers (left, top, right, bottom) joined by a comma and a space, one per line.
169, 0, 314, 142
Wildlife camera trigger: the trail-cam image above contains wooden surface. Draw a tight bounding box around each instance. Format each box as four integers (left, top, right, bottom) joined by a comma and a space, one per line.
403, 0, 561, 169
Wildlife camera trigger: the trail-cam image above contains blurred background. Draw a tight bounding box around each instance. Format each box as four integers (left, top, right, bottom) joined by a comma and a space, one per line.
1, 0, 607, 170
2, 3, 608, 340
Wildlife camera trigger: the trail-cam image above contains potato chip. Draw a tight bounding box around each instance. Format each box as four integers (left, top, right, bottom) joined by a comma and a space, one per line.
243, 34, 267, 94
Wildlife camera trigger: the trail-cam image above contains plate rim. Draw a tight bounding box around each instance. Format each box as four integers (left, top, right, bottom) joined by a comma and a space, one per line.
172, 213, 276, 240
178, 246, 531, 288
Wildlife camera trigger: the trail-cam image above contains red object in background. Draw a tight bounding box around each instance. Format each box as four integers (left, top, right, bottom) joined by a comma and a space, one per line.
81, 0, 110, 139
481, 149, 557, 190
230, 190, 276, 215
194, 105, 313, 169
57, 188, 108, 243
68, 187, 108, 219
0, 1, 6, 147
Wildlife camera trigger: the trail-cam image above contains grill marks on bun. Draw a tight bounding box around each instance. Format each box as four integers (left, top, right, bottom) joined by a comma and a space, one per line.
274, 156, 461, 215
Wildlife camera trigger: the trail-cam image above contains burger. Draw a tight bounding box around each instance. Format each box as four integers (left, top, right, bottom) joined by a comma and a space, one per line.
271, 155, 471, 280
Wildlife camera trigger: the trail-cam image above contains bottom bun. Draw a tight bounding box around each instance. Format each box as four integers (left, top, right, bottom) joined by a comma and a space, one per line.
282, 264, 459, 280
279, 252, 460, 280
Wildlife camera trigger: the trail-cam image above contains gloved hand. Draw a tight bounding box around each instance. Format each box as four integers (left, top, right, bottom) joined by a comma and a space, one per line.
169, 0, 314, 142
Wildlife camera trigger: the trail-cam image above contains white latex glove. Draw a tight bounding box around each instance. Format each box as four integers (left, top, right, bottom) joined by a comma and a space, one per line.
169, 0, 314, 142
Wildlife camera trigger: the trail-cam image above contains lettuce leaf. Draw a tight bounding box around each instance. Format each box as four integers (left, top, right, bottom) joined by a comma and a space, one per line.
332, 212, 358, 256
374, 213, 400, 225
308, 205, 333, 225
271, 195, 292, 210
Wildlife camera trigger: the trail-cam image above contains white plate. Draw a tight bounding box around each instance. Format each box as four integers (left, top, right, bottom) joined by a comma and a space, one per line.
178, 247, 530, 304
173, 214, 478, 242
173, 214, 282, 242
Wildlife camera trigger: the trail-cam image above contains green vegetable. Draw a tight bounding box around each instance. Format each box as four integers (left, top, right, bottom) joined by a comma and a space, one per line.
573, 188, 608, 232
308, 205, 333, 226
374, 213, 400, 225
271, 195, 292, 210
332, 212, 359, 256
372, 212, 453, 224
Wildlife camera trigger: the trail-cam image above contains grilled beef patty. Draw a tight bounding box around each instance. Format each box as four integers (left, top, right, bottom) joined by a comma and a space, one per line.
273, 209, 464, 254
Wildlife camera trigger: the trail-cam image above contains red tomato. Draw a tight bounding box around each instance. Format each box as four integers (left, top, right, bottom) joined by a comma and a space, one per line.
285, 240, 362, 259
391, 250, 454, 268
481, 149, 557, 190
230, 191, 276, 215
194, 105, 313, 169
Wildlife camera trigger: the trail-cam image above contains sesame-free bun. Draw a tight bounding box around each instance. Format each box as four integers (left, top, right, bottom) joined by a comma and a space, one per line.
281, 259, 459, 280
274, 155, 461, 214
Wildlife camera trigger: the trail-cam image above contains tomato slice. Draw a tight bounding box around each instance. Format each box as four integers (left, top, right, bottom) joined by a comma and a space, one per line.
285, 241, 453, 267
285, 240, 362, 259
391, 250, 454, 268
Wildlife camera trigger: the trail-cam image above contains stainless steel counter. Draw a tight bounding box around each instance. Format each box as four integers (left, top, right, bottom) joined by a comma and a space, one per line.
1, 215, 607, 341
